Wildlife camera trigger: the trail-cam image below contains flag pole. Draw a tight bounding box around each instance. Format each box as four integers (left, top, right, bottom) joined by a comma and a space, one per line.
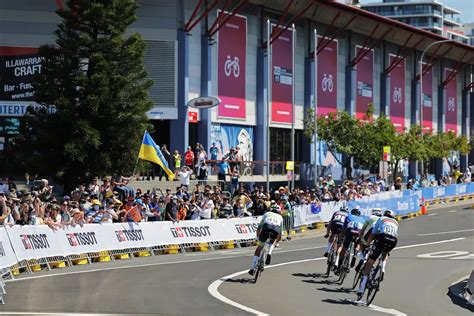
132, 130, 148, 178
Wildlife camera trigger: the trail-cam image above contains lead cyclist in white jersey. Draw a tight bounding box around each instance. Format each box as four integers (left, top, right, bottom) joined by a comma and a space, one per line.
248, 202, 283, 276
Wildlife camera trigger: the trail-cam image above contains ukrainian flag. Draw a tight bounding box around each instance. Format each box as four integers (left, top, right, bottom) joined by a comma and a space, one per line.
138, 131, 174, 180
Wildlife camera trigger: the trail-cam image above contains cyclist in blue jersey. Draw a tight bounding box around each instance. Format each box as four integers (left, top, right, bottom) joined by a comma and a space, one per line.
355, 208, 383, 272
357, 210, 398, 295
336, 208, 365, 272
324, 206, 349, 260
248, 204, 283, 276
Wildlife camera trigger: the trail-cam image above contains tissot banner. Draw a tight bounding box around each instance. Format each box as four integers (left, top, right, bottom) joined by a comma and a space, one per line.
317, 38, 338, 116
355, 47, 374, 119
217, 12, 247, 119
422, 66, 433, 132
389, 55, 405, 132
0, 46, 44, 102
444, 68, 457, 133
271, 26, 293, 124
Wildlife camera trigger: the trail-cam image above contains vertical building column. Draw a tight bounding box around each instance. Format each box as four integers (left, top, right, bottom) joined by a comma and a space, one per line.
170, 29, 189, 154
461, 69, 470, 171
346, 66, 356, 115
409, 51, 419, 179
436, 64, 445, 177
301, 56, 314, 182
198, 35, 212, 152
254, 45, 268, 171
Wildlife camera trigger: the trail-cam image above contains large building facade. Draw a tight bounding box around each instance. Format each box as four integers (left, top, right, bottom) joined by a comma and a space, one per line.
0, 0, 473, 179
360, 0, 469, 43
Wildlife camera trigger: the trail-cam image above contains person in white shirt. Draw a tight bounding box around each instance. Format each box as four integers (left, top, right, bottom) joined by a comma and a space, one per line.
179, 166, 193, 188
199, 199, 214, 220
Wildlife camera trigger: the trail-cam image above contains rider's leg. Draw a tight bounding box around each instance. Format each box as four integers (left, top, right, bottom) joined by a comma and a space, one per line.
357, 257, 375, 294
250, 245, 263, 269
324, 233, 334, 256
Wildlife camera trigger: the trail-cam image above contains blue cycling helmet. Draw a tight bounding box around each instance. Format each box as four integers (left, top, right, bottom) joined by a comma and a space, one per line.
351, 208, 361, 216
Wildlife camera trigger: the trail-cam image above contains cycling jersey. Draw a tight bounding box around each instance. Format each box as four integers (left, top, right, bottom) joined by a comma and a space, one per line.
259, 212, 283, 232
360, 214, 379, 237
330, 210, 349, 226
373, 216, 399, 238
343, 214, 365, 233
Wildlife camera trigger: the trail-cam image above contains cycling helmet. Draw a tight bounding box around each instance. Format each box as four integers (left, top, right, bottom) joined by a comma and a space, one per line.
384, 210, 395, 218
371, 208, 383, 217
351, 208, 361, 216
270, 204, 281, 213
340, 206, 349, 212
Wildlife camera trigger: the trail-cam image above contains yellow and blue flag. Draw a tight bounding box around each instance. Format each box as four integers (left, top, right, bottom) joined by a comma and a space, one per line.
138, 131, 174, 180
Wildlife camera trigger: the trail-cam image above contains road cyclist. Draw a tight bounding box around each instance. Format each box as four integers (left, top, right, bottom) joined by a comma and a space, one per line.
324, 206, 349, 263
356, 210, 399, 299
335, 207, 365, 277
248, 201, 283, 276
354, 208, 383, 272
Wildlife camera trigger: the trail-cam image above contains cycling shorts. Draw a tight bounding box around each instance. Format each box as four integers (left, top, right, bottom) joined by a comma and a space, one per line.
369, 233, 397, 261
361, 228, 373, 246
258, 223, 280, 246
330, 222, 344, 235
342, 228, 360, 249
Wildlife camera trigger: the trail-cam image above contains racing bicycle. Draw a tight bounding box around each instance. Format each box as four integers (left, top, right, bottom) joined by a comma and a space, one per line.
357, 247, 390, 305
325, 234, 341, 278
253, 242, 271, 283
352, 244, 374, 290
337, 236, 357, 285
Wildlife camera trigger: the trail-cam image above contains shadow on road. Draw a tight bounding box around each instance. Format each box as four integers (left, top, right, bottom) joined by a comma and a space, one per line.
224, 278, 254, 284
292, 272, 326, 278
318, 286, 353, 294
321, 298, 360, 306
301, 279, 337, 285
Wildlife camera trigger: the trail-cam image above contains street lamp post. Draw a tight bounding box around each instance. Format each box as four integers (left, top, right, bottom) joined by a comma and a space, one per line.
419, 39, 453, 175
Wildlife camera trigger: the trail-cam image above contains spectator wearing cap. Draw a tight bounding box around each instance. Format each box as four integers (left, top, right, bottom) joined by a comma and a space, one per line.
179, 166, 193, 189
119, 196, 142, 223
147, 195, 163, 221
217, 158, 230, 191
326, 175, 335, 187
165, 196, 179, 222
200, 199, 214, 220
86, 199, 102, 223
218, 197, 233, 218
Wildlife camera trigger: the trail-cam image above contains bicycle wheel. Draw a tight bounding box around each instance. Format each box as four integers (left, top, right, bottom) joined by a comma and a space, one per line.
352, 267, 362, 290
366, 267, 381, 305
325, 249, 334, 278
338, 252, 350, 285
254, 260, 262, 283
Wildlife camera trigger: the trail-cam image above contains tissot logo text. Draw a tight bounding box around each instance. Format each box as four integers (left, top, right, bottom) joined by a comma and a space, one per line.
170, 226, 211, 238
20, 234, 50, 250
115, 229, 144, 242
66, 232, 98, 246
235, 223, 258, 234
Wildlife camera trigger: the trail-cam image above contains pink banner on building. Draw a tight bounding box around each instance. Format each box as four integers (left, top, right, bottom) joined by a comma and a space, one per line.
217, 12, 246, 119
271, 26, 293, 124
389, 55, 405, 132
317, 38, 338, 116
355, 47, 374, 119
422, 66, 433, 133
444, 68, 458, 133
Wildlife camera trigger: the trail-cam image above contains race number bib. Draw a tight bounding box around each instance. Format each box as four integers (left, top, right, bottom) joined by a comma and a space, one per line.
383, 224, 397, 237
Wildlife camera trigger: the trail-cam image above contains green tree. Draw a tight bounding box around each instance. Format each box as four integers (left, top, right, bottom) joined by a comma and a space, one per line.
426, 131, 470, 166
13, 0, 153, 190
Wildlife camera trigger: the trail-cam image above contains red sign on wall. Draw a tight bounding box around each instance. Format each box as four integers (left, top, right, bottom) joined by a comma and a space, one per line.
317, 38, 338, 116
188, 111, 198, 123
217, 12, 247, 119
271, 26, 293, 124
355, 46, 374, 119
422, 66, 433, 133
389, 55, 405, 132
444, 68, 458, 133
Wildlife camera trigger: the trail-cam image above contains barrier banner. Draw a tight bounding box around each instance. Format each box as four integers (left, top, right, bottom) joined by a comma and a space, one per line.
317, 38, 338, 116
0, 228, 18, 269
389, 55, 405, 132
271, 26, 293, 124
422, 66, 433, 133
444, 68, 458, 133
217, 12, 247, 119
56, 224, 111, 255
6, 225, 64, 261
293, 201, 345, 227
355, 46, 374, 119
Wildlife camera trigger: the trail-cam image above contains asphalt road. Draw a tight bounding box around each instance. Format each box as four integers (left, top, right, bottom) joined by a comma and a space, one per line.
0, 202, 473, 315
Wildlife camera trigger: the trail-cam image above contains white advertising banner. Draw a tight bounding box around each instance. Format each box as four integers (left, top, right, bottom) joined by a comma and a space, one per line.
0, 228, 18, 269
55, 224, 112, 255
5, 225, 65, 261
293, 202, 344, 227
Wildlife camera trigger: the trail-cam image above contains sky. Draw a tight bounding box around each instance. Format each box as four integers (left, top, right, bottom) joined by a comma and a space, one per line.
360, 0, 474, 24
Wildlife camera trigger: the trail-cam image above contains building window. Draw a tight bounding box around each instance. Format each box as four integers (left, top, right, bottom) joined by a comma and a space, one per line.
270, 128, 302, 162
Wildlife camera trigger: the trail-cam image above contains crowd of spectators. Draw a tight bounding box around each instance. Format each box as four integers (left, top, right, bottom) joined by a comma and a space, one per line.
0, 164, 471, 229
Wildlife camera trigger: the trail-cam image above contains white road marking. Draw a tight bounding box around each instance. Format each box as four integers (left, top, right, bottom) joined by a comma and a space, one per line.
0, 313, 113, 315
448, 210, 457, 213
427, 213, 437, 216
5, 245, 326, 283
368, 304, 407, 316
417, 228, 474, 236
449, 253, 474, 260
417, 251, 469, 259
208, 237, 467, 316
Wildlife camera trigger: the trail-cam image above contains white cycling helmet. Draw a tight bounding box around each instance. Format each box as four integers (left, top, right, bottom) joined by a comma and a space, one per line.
372, 208, 383, 217
384, 209, 395, 218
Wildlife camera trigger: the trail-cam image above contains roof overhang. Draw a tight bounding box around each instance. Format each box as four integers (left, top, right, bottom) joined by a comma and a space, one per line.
249, 0, 474, 64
